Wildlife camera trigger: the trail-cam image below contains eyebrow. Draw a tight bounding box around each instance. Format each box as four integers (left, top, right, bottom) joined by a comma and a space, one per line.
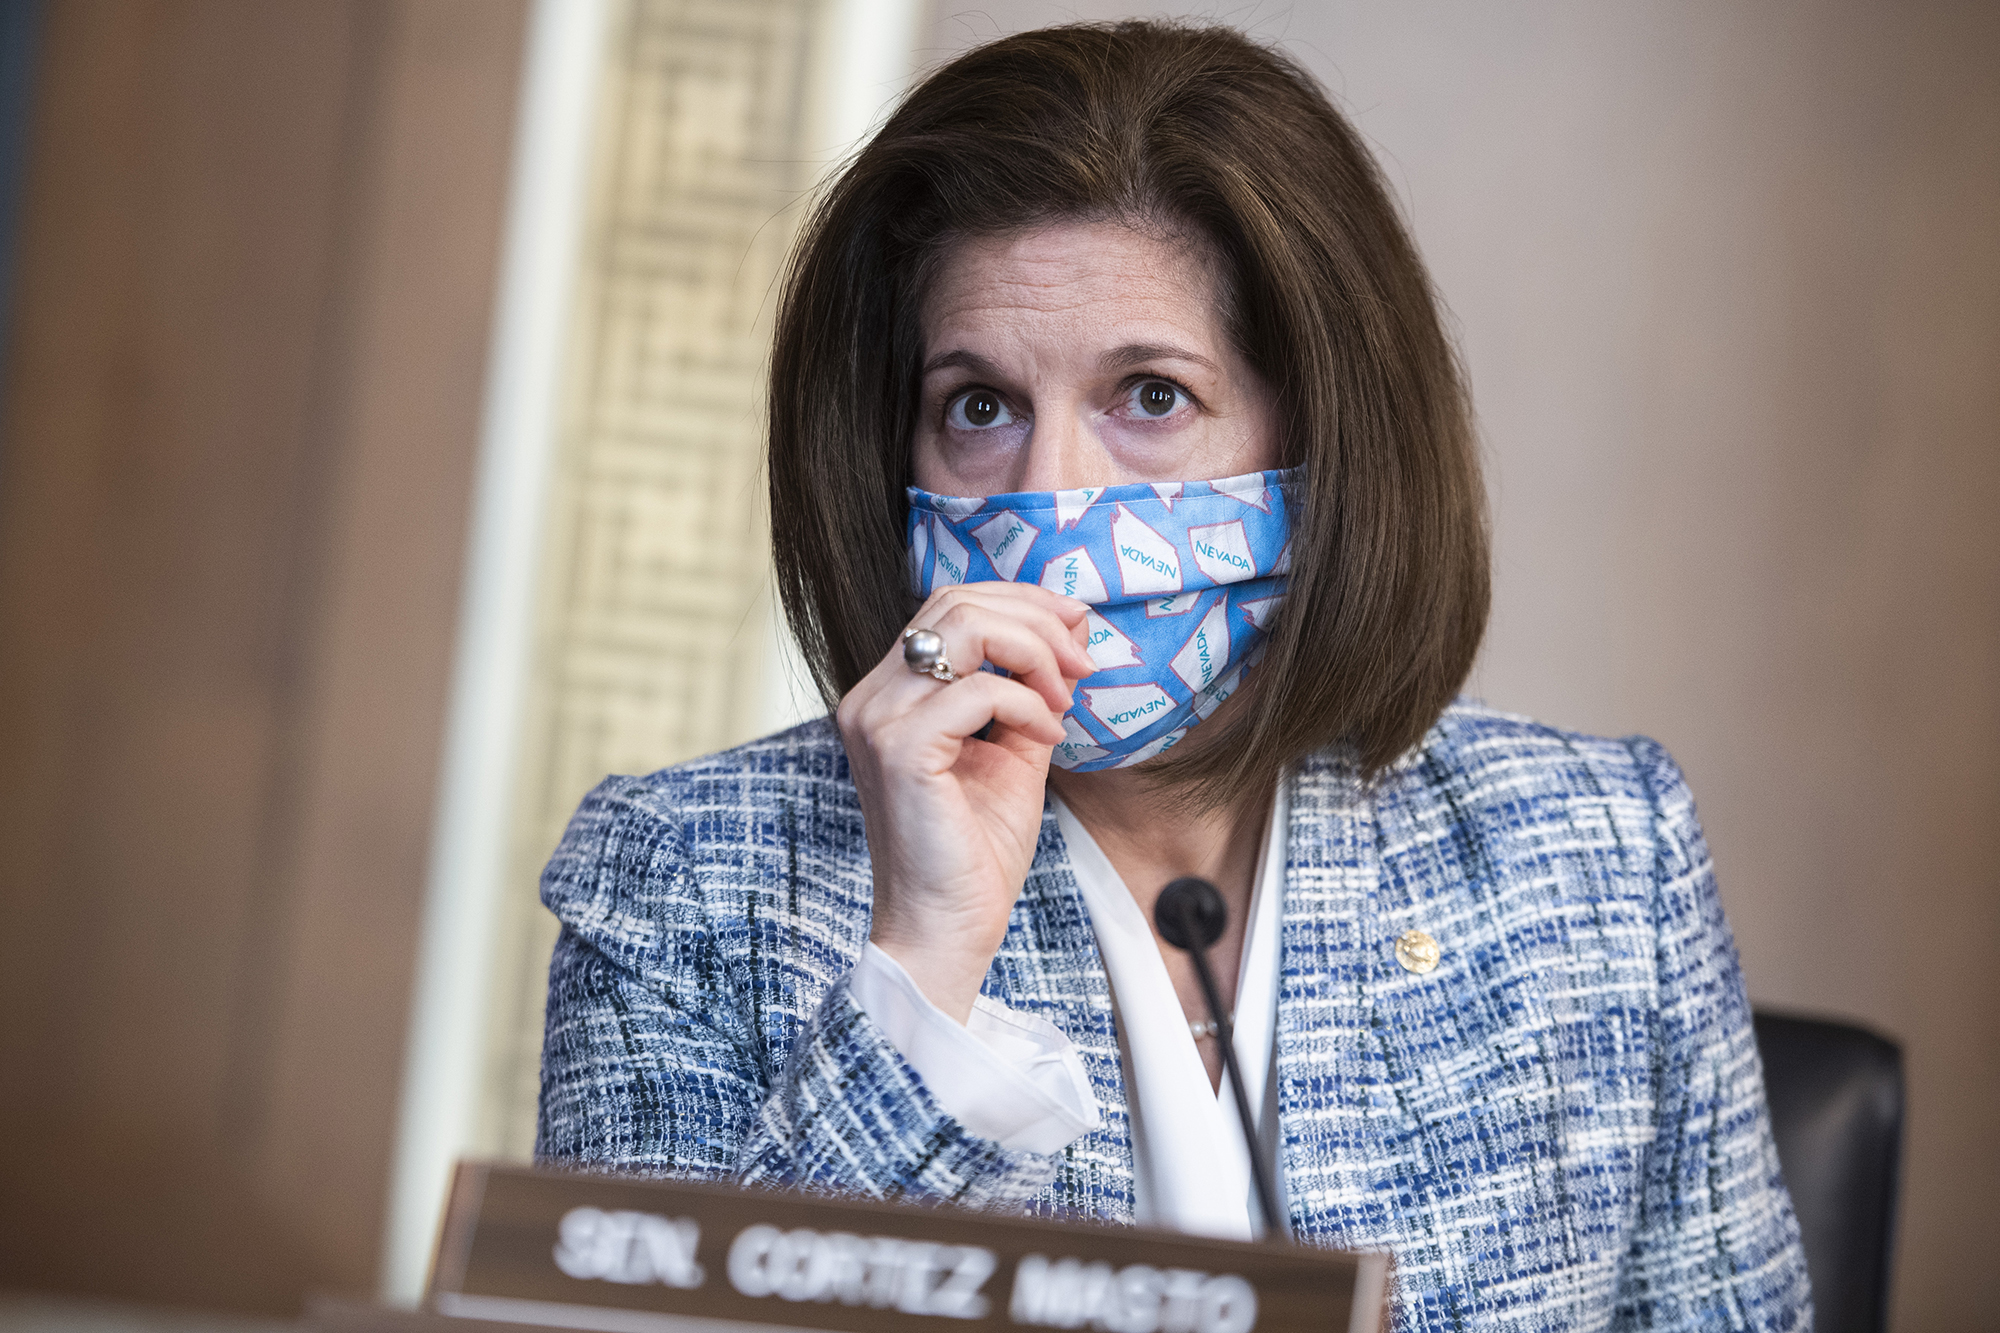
920, 348, 1004, 378
1098, 342, 1218, 374
919, 343, 1220, 378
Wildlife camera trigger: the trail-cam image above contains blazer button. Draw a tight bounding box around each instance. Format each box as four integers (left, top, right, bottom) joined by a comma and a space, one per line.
1394, 928, 1441, 974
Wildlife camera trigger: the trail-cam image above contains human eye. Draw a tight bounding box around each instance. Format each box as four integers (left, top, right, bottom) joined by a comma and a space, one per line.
944, 387, 1017, 430
1119, 377, 1193, 421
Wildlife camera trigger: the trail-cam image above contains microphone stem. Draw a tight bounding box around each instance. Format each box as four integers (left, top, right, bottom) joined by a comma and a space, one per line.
1183, 932, 1288, 1240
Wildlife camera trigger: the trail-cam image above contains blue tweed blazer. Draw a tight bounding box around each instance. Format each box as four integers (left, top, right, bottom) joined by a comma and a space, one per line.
537, 701, 1811, 1331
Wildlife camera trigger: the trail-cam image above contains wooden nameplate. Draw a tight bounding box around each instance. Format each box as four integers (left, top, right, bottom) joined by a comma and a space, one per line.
391, 1161, 1390, 1333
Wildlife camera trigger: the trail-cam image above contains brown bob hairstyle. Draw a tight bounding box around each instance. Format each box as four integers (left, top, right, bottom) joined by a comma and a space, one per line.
768, 20, 1488, 785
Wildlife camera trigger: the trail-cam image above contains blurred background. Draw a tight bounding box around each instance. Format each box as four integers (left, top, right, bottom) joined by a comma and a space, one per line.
0, 1, 1993, 1330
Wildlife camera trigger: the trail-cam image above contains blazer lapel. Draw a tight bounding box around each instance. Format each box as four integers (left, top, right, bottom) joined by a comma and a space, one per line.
973, 766, 1392, 1236
982, 802, 1136, 1224
1274, 750, 1396, 1247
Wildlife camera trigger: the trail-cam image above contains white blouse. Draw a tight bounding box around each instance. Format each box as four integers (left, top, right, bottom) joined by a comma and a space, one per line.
848, 784, 1288, 1239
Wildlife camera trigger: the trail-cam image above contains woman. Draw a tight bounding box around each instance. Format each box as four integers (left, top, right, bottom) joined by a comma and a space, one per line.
537, 21, 1810, 1331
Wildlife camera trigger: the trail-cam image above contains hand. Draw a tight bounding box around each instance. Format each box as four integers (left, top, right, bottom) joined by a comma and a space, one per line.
837, 583, 1093, 1022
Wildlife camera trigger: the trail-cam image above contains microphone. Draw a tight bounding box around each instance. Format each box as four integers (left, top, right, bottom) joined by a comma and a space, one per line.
1154, 877, 1289, 1241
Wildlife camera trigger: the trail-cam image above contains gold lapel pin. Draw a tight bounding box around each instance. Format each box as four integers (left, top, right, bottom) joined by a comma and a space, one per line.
1394, 928, 1441, 975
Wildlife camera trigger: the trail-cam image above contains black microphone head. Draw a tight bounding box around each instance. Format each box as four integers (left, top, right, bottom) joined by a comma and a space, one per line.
1155, 877, 1228, 951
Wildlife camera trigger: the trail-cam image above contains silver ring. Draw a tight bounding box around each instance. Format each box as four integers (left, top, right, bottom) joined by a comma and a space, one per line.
901, 627, 957, 682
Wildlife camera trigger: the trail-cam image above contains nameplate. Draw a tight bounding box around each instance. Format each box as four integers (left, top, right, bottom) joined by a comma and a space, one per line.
426, 1163, 1389, 1333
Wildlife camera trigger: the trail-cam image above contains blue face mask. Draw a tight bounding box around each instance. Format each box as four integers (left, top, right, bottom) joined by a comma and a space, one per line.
905, 467, 1299, 771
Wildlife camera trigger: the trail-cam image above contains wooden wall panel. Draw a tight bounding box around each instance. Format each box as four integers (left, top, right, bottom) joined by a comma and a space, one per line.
0, 0, 526, 1313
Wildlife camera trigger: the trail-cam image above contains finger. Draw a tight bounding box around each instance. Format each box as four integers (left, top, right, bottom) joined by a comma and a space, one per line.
919, 582, 1092, 638
857, 588, 1089, 702
916, 587, 1094, 682
887, 673, 1068, 753
922, 580, 1091, 631
920, 577, 1085, 609
979, 710, 1066, 767
897, 591, 1092, 695
921, 603, 1081, 714
852, 615, 1071, 744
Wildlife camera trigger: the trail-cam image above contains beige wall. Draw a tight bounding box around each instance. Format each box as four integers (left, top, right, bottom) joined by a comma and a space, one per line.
0, 0, 525, 1312
928, 3, 2000, 1329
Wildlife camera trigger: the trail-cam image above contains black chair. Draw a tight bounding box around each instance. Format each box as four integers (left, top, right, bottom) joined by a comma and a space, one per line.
1752, 1010, 1904, 1333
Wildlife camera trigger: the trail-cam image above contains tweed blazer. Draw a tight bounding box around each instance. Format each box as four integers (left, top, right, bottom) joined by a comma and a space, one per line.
537, 700, 1811, 1331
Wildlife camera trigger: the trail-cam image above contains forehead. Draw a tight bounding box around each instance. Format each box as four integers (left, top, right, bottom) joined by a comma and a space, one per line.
922, 220, 1226, 349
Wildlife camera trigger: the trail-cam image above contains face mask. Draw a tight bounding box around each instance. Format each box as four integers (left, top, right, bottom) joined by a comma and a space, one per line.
905, 467, 1299, 771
